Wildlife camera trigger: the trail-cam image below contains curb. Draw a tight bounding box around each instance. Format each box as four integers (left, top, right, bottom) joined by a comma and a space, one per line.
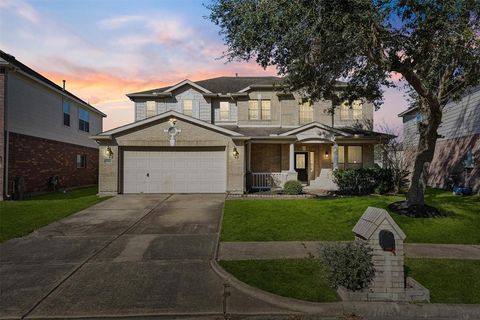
210, 259, 480, 319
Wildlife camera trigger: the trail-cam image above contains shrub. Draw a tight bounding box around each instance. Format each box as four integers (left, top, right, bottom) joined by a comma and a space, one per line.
332, 167, 393, 195
321, 241, 375, 291
283, 180, 303, 194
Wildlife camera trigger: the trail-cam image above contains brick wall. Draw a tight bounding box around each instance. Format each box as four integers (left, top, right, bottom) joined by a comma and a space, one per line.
251, 144, 282, 172
405, 133, 480, 194
0, 69, 4, 199
7, 132, 98, 194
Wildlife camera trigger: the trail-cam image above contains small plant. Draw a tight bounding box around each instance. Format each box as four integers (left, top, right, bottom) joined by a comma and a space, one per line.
321, 241, 375, 291
283, 180, 303, 195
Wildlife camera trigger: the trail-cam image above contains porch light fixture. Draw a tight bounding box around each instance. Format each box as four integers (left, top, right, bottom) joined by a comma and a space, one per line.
324, 150, 329, 159
169, 117, 177, 125
104, 146, 114, 159
232, 147, 240, 159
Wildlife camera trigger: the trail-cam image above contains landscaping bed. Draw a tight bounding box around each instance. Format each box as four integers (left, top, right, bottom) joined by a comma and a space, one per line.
221, 189, 480, 244
219, 258, 480, 304
0, 186, 109, 242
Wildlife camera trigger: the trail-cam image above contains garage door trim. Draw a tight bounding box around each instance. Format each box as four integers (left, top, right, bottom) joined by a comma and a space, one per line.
118, 146, 227, 194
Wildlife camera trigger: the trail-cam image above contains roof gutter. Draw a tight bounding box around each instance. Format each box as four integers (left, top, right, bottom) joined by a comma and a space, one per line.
126, 92, 173, 101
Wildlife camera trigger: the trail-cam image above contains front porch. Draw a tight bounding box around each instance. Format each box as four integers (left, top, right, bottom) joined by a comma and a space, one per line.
243, 122, 388, 192
246, 141, 375, 191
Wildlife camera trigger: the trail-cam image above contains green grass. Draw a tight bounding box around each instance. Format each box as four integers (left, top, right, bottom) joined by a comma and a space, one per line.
219, 259, 339, 302
405, 258, 480, 304
219, 258, 480, 304
0, 186, 109, 242
221, 189, 480, 244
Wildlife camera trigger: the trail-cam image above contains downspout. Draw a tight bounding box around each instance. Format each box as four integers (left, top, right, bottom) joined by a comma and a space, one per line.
3, 67, 10, 199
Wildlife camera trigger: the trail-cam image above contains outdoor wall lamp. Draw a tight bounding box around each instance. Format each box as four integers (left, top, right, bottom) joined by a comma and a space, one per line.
105, 146, 114, 159
232, 147, 240, 159
324, 150, 329, 159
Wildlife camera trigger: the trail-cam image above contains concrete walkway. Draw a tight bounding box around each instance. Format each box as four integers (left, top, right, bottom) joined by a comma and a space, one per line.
218, 241, 480, 261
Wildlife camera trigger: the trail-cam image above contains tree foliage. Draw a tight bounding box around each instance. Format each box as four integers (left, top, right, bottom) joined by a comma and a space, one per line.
209, 0, 480, 210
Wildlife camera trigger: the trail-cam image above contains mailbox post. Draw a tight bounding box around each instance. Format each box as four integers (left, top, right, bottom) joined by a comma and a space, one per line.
338, 207, 429, 302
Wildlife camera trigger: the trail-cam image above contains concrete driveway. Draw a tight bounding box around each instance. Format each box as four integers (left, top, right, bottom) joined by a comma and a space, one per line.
0, 194, 284, 319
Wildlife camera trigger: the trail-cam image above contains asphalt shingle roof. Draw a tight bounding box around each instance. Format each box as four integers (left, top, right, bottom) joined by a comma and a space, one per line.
130, 76, 284, 95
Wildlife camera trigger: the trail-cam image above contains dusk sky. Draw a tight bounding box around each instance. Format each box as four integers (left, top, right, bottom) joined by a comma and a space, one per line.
1, 0, 409, 132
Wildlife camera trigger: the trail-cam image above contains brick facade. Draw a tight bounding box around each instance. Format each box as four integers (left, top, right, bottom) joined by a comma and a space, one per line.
7, 132, 98, 195
405, 133, 480, 194
0, 68, 4, 200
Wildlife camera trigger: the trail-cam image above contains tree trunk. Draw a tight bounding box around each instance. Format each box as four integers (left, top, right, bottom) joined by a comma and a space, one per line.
406, 100, 442, 208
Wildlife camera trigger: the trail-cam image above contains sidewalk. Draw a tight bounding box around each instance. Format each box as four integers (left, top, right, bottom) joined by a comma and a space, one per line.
218, 241, 480, 261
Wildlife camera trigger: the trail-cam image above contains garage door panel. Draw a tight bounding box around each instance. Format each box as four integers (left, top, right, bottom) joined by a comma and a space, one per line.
123, 150, 226, 193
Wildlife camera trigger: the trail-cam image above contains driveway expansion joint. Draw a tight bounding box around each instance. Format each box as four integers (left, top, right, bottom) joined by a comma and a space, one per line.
19, 194, 174, 320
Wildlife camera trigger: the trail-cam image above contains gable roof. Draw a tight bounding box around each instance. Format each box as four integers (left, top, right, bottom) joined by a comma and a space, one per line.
353, 207, 406, 240
127, 76, 284, 97
279, 122, 351, 137
0, 50, 106, 117
91, 110, 243, 139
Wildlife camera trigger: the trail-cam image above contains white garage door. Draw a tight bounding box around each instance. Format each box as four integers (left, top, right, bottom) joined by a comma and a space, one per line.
123, 150, 226, 193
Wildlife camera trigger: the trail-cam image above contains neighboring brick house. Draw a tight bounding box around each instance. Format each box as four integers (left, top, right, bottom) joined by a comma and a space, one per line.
92, 77, 390, 195
0, 50, 106, 199
399, 86, 480, 194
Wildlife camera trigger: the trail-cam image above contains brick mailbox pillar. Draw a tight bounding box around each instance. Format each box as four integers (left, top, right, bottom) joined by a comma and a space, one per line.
338, 207, 429, 302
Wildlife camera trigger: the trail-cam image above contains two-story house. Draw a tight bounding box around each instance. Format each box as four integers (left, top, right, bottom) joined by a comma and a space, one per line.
399, 86, 479, 194
91, 77, 389, 195
0, 50, 106, 199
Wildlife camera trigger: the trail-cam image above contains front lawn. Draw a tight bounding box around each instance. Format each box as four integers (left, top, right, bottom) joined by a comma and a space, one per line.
220, 258, 480, 304
405, 258, 480, 304
0, 186, 109, 242
219, 259, 339, 302
221, 189, 480, 244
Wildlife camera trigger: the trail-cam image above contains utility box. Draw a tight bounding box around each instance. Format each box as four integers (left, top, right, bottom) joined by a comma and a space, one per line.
338, 207, 429, 302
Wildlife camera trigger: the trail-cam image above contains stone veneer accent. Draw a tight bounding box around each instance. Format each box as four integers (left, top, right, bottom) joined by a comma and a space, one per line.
7, 132, 98, 194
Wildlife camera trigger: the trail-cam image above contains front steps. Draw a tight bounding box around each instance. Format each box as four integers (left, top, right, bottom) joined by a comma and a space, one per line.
305, 169, 338, 191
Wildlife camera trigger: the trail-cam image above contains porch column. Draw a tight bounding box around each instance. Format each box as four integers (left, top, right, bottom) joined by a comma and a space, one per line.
289, 143, 295, 172
332, 142, 339, 170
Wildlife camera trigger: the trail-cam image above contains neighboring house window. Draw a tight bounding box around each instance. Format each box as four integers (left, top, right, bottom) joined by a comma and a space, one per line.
331, 146, 345, 163
63, 101, 70, 126
219, 101, 230, 121
146, 101, 156, 118
340, 102, 349, 120
183, 100, 193, 116
299, 101, 313, 124
78, 109, 90, 132
348, 146, 362, 164
76, 154, 86, 168
248, 100, 259, 120
352, 100, 363, 120
261, 100, 271, 120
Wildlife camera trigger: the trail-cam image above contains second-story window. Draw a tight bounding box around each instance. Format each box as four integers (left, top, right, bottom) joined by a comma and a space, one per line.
248, 100, 259, 120
261, 100, 271, 120
352, 100, 363, 120
299, 101, 313, 124
248, 99, 271, 120
63, 101, 70, 126
219, 101, 230, 121
78, 109, 90, 132
146, 101, 156, 118
340, 102, 349, 120
183, 100, 193, 116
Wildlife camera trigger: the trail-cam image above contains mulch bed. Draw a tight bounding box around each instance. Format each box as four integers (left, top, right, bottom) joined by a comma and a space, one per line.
388, 201, 445, 218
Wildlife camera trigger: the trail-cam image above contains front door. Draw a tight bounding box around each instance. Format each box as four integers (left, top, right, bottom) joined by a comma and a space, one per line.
295, 152, 308, 182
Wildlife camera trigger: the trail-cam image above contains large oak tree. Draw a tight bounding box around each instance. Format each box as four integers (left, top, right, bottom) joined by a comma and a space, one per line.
208, 0, 479, 214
